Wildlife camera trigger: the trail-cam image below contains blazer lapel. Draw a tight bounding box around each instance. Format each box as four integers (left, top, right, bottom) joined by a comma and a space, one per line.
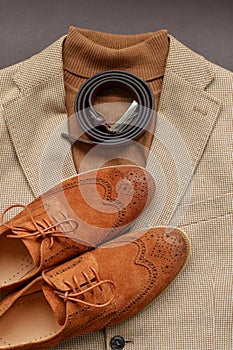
2, 35, 77, 197
2, 33, 222, 227
142, 35, 222, 228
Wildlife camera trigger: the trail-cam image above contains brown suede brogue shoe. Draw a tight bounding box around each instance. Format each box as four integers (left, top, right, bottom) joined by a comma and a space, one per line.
0, 227, 190, 349
0, 165, 155, 295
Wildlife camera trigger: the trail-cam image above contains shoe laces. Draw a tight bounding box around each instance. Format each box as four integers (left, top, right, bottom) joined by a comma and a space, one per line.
45, 266, 115, 308
0, 203, 80, 248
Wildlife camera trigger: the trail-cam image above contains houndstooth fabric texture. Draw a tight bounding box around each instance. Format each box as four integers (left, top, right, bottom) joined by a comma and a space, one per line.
0, 32, 232, 350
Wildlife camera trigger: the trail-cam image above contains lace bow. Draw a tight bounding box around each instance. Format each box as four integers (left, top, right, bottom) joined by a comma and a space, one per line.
1, 203, 80, 248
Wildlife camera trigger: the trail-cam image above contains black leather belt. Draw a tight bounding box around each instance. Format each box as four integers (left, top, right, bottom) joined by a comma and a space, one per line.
62, 70, 154, 146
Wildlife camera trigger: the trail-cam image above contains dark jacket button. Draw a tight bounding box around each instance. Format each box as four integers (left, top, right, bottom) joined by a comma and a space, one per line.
110, 335, 126, 349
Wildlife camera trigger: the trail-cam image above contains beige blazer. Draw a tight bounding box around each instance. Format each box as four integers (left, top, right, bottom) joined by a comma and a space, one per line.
0, 33, 232, 350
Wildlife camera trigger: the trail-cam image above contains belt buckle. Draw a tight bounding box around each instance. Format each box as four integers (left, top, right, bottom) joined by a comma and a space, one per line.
109, 100, 139, 133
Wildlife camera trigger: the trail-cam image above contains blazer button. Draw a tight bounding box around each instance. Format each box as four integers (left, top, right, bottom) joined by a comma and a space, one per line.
110, 335, 126, 349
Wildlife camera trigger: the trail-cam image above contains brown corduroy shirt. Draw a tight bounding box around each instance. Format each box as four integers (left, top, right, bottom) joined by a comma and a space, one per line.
62, 26, 169, 173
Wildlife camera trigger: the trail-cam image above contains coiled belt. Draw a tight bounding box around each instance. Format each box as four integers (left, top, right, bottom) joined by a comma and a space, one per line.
62, 70, 154, 146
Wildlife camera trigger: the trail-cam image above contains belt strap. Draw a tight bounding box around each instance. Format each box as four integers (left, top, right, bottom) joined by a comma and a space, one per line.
62, 70, 154, 146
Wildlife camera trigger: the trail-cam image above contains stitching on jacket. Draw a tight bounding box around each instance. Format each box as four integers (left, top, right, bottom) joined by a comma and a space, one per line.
180, 211, 232, 227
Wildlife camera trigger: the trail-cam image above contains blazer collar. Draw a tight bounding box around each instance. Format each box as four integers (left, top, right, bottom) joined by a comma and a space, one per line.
3, 33, 222, 226
166, 34, 215, 89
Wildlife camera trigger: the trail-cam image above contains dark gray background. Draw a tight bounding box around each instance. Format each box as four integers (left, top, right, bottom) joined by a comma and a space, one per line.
0, 0, 232, 71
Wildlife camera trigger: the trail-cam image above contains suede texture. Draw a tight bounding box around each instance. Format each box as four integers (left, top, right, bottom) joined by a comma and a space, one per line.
0, 227, 190, 349
0, 165, 155, 295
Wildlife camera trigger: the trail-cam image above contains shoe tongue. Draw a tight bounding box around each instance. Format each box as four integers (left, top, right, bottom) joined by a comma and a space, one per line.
42, 253, 99, 325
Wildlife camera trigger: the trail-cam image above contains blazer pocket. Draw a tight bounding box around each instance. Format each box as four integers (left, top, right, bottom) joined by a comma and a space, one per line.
176, 192, 232, 227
